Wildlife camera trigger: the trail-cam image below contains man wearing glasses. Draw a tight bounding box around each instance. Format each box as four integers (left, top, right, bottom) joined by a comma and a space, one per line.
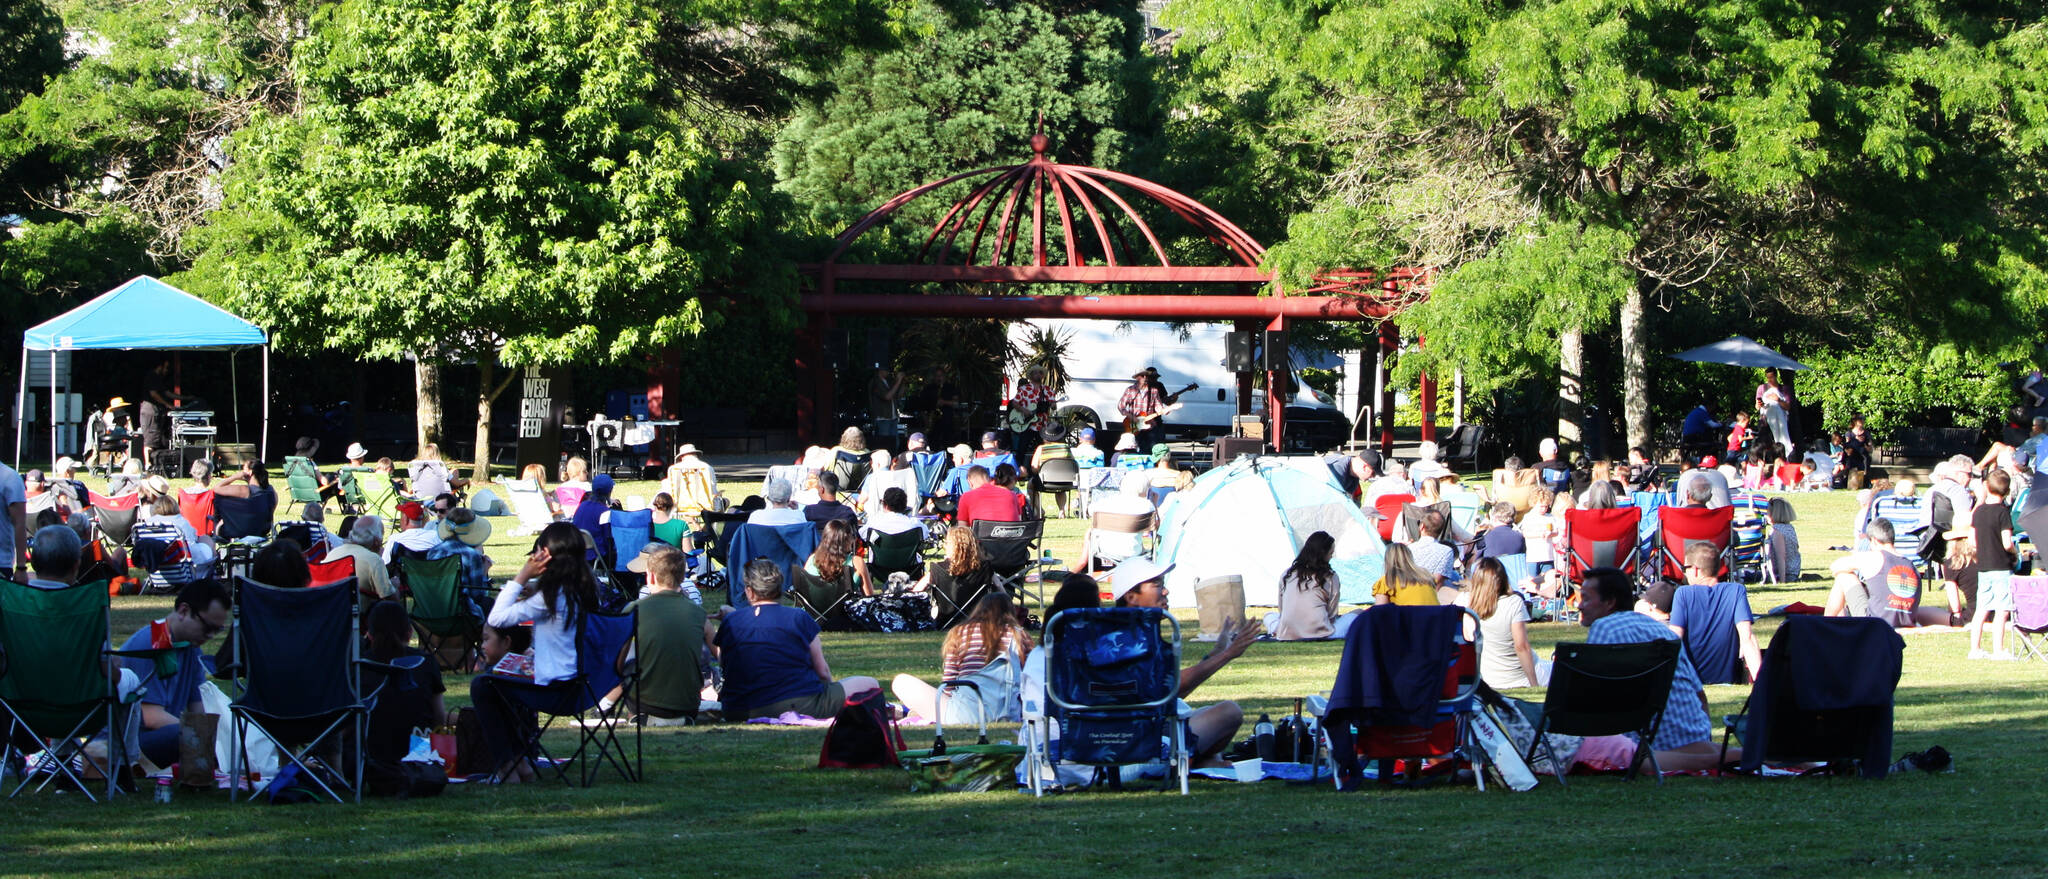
117, 579, 232, 769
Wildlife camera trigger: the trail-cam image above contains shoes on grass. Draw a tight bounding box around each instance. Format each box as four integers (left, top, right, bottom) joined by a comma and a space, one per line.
1969, 649, 1989, 660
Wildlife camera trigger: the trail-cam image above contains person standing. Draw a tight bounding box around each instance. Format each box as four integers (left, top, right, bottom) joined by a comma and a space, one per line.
867, 366, 904, 444
0, 459, 25, 578
139, 358, 192, 474
1755, 368, 1795, 458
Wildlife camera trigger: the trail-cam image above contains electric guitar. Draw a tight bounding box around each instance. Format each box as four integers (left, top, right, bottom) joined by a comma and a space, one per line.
1123, 383, 1198, 433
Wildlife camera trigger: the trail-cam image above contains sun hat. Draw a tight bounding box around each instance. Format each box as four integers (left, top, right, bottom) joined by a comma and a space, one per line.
294, 436, 320, 457
626, 542, 673, 574
107, 396, 130, 409
1150, 443, 1172, 463
1102, 556, 1174, 603
436, 510, 493, 546
1114, 433, 1139, 451
345, 442, 368, 460
1040, 422, 1068, 443
674, 443, 701, 460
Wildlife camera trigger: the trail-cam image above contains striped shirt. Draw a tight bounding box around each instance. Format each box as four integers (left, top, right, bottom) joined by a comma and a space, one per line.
942, 627, 1027, 680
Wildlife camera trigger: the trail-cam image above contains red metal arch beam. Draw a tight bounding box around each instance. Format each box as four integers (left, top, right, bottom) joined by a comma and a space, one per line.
797, 292, 1402, 320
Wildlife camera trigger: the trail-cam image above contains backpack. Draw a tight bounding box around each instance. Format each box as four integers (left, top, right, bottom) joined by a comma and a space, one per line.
817, 688, 906, 769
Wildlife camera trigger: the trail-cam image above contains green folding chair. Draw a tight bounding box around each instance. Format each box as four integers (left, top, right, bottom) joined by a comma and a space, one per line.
335, 466, 374, 515
282, 456, 326, 509
0, 580, 181, 801
356, 470, 403, 524
401, 556, 482, 672
868, 528, 926, 585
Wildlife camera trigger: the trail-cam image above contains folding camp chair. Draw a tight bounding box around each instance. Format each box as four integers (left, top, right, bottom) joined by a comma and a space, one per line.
271, 520, 331, 557
500, 478, 558, 536
607, 509, 655, 596
1657, 505, 1733, 583
1320, 604, 1485, 789
974, 518, 1052, 608
1035, 458, 1081, 515
0, 579, 179, 801
788, 570, 856, 628
701, 509, 749, 571
400, 556, 482, 672
307, 556, 357, 589
1729, 492, 1771, 583
1722, 616, 1903, 778
481, 608, 642, 787
666, 467, 718, 525
1022, 607, 1188, 795
1372, 493, 1416, 541
1563, 507, 1642, 587
867, 527, 926, 585
553, 485, 588, 517
829, 451, 870, 502
130, 522, 199, 595
2014, 576, 2048, 663
1870, 495, 1933, 576
227, 577, 390, 803
87, 491, 141, 547
1397, 500, 1456, 545
214, 493, 275, 541
1445, 491, 1485, 539
726, 522, 819, 588
334, 466, 372, 515
1524, 639, 1682, 787
909, 452, 950, 505
282, 456, 326, 509
356, 471, 403, 525
1083, 508, 1155, 578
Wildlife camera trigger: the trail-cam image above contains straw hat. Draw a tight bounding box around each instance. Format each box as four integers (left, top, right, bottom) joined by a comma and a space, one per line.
436, 511, 492, 546
107, 396, 131, 410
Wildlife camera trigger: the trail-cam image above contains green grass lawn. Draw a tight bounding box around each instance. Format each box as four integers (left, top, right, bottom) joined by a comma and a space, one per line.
7, 474, 2048, 879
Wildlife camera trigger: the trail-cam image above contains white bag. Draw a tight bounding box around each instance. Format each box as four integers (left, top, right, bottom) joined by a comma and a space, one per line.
199, 681, 280, 780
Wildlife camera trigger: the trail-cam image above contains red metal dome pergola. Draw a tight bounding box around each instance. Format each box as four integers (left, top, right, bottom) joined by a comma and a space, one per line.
795, 135, 1437, 448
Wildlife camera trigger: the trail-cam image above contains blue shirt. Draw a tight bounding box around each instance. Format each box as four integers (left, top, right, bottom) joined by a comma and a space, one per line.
120, 623, 206, 715
1681, 406, 1718, 437
1585, 610, 1711, 751
1669, 582, 1754, 685
1481, 526, 1526, 559
715, 603, 824, 716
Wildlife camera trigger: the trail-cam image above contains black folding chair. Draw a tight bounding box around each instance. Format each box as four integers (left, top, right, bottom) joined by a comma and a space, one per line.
1722, 616, 1904, 778
1524, 639, 1681, 787
227, 577, 398, 803
867, 528, 926, 585
481, 609, 641, 787
788, 570, 855, 629
973, 518, 1050, 610
214, 493, 276, 542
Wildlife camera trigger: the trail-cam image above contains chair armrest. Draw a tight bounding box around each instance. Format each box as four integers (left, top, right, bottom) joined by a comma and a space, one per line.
108, 643, 192, 680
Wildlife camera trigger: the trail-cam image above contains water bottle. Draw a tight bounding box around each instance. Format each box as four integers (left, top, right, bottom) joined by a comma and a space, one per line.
1254, 713, 1276, 761
154, 776, 174, 804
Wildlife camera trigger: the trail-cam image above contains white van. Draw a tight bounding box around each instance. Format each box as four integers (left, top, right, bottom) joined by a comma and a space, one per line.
1003, 319, 1351, 451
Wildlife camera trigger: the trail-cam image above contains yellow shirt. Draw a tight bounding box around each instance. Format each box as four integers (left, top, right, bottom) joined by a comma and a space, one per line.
1373, 576, 1440, 606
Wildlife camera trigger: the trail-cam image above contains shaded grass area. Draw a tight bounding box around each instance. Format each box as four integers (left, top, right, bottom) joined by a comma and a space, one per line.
16, 476, 2048, 878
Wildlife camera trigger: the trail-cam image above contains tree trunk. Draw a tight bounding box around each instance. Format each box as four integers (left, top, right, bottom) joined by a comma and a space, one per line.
1558, 330, 1584, 453
414, 356, 442, 454
473, 357, 519, 482
1621, 278, 1651, 453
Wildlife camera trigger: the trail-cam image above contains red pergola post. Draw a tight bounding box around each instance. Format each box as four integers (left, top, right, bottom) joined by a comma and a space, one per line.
1418, 334, 1437, 444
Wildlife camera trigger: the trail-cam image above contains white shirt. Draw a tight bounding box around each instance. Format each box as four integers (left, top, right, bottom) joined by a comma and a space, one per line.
1365, 475, 1412, 506
1089, 492, 1157, 518
0, 463, 24, 564
747, 506, 806, 526
383, 526, 442, 562
489, 579, 578, 685
861, 510, 922, 540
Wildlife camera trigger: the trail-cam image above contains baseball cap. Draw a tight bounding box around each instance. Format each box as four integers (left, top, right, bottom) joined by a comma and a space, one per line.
980, 431, 999, 445
908, 432, 927, 446
1700, 455, 1719, 468
1101, 556, 1174, 603
397, 500, 426, 522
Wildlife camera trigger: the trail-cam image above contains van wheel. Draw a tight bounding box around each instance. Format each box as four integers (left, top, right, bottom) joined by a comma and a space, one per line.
1054, 406, 1101, 436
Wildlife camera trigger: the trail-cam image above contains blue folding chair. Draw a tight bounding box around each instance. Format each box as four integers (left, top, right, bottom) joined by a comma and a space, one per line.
1023, 607, 1189, 795
726, 522, 820, 587
1730, 492, 1771, 581
484, 609, 642, 787
214, 493, 277, 541
227, 577, 395, 803
608, 509, 654, 576
1870, 495, 1932, 576
910, 451, 950, 499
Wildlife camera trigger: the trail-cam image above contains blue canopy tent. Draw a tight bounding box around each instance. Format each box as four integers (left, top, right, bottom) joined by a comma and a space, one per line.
16, 276, 270, 466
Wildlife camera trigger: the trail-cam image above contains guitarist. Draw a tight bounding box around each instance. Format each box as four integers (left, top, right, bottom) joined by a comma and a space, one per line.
1118, 367, 1192, 455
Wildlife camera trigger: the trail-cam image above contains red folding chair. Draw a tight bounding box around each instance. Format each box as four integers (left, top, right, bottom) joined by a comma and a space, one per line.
1373, 494, 1416, 541
308, 556, 357, 589
1323, 605, 1485, 789
1657, 505, 1733, 582
1563, 507, 1643, 583
180, 487, 217, 538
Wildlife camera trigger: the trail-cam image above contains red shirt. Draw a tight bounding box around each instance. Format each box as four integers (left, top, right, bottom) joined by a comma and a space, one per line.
957, 483, 1024, 526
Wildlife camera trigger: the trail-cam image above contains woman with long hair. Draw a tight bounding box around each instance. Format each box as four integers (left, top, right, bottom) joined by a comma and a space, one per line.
918, 525, 988, 613
363, 600, 449, 762
1372, 543, 1447, 606
1270, 531, 1345, 640
890, 589, 1037, 721
471, 522, 601, 783
1459, 558, 1540, 689
806, 518, 872, 597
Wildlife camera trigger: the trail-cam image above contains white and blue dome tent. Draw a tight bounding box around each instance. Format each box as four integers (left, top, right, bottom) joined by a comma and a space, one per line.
16, 276, 271, 466
1157, 456, 1383, 609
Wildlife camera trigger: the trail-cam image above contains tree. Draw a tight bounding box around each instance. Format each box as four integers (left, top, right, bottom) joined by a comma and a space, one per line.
1168, 0, 2048, 449
187, 0, 810, 477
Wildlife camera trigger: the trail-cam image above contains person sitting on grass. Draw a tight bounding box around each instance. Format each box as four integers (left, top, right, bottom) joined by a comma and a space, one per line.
1101, 557, 1260, 768
474, 522, 600, 783
605, 543, 714, 726
1459, 557, 1541, 690
118, 579, 232, 769
1267, 531, 1347, 641
1576, 566, 1735, 772
1825, 518, 1920, 628
714, 558, 880, 721
362, 600, 448, 765
805, 518, 872, 598
1374, 543, 1452, 607
890, 589, 1035, 723
1669, 542, 1763, 685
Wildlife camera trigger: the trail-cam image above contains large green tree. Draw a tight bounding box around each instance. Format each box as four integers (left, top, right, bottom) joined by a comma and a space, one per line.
1169, 0, 2048, 448
186, 0, 835, 474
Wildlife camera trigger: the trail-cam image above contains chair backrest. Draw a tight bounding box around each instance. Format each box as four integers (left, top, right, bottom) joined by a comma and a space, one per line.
571, 609, 636, 712
1742, 615, 1902, 775
2014, 576, 2048, 632
1399, 501, 1454, 543
273, 521, 330, 557
308, 555, 357, 588
729, 522, 819, 586
336, 466, 371, 505
400, 556, 468, 620
829, 451, 870, 498
609, 509, 654, 572
668, 467, 717, 517
1041, 607, 1182, 767
91, 498, 140, 546
1495, 552, 1533, 587
909, 452, 950, 496
867, 528, 923, 571
1090, 509, 1154, 536
88, 490, 140, 512
554, 485, 589, 515
282, 456, 323, 504
0, 579, 113, 727
214, 492, 276, 540
975, 452, 1018, 475
180, 488, 218, 537
130, 522, 195, 584
1540, 639, 1681, 738
1446, 491, 1484, 535
1037, 457, 1081, 488
503, 478, 557, 531
1658, 505, 1733, 580
1372, 493, 1415, 541
1870, 496, 1928, 558
356, 471, 402, 523
233, 577, 360, 722
1564, 507, 1643, 582
973, 518, 1043, 570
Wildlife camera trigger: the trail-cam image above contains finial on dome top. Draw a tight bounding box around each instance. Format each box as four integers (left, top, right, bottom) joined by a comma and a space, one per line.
1030, 111, 1049, 159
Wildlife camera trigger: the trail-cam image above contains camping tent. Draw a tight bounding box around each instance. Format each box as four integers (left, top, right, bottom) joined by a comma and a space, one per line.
1157, 456, 1383, 609
16, 276, 270, 465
